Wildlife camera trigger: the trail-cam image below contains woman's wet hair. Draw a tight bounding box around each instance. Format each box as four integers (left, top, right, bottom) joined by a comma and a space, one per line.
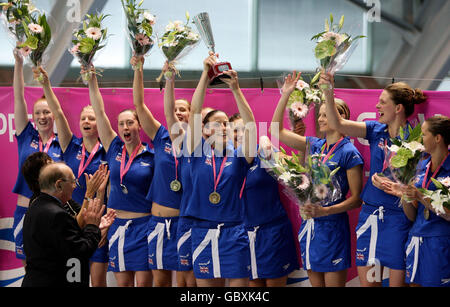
425, 115, 450, 145
384, 82, 427, 118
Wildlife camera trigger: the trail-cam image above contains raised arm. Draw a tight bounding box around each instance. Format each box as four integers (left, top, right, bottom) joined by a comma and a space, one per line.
319, 72, 367, 138
187, 52, 216, 154
87, 69, 116, 152
163, 62, 185, 143
36, 66, 73, 151
269, 71, 308, 152
13, 48, 29, 135
131, 56, 160, 140
221, 70, 256, 164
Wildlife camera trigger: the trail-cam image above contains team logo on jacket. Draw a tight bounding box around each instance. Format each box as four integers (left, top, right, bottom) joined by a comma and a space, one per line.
164, 143, 172, 154
115, 152, 122, 162
205, 156, 212, 166
76, 151, 82, 160
199, 266, 209, 274
30, 140, 38, 149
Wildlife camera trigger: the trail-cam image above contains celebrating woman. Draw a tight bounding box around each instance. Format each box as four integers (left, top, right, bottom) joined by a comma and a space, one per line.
130, 56, 188, 287
271, 71, 364, 287
11, 49, 62, 265
400, 116, 450, 287
32, 65, 109, 286
185, 52, 257, 287
319, 72, 427, 286
88, 67, 154, 287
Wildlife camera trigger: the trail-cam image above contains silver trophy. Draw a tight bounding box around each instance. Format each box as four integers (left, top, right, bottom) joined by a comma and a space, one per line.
193, 12, 232, 85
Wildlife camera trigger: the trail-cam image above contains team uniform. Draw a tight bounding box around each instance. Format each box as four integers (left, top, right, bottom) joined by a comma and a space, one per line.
62, 135, 108, 263
106, 136, 154, 272
176, 147, 195, 271
405, 152, 450, 287
241, 155, 299, 280
13, 122, 62, 260
185, 140, 251, 279
146, 126, 182, 271
299, 136, 364, 272
355, 121, 413, 270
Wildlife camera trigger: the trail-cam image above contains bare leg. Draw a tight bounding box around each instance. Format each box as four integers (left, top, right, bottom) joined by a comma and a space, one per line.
135, 270, 153, 287
307, 270, 325, 287
324, 270, 347, 287
196, 278, 226, 287
266, 276, 288, 287
357, 266, 383, 287
389, 269, 407, 287
114, 271, 135, 287
90, 261, 108, 287
228, 278, 249, 287
152, 269, 172, 287
249, 279, 266, 287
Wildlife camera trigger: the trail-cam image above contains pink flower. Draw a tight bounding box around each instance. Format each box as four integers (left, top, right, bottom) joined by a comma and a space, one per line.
86, 27, 102, 40
314, 184, 329, 200
296, 80, 310, 91
20, 46, 32, 57
297, 174, 310, 190
135, 33, 151, 46
70, 43, 80, 55
439, 177, 450, 188
290, 102, 309, 119
28, 23, 43, 34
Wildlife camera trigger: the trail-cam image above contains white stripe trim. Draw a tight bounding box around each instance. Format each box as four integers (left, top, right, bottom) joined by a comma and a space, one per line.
177, 228, 192, 252
248, 226, 260, 279
298, 219, 314, 270
147, 223, 165, 270
108, 220, 132, 272
406, 236, 422, 283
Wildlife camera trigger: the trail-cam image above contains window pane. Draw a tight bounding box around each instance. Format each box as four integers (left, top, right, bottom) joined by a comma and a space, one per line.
258, 0, 369, 73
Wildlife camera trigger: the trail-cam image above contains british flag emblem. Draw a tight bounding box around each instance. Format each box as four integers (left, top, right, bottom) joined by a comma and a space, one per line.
115, 153, 122, 162
180, 259, 189, 266
76, 152, 82, 160
356, 253, 365, 261
164, 144, 172, 154
148, 258, 154, 265
205, 157, 212, 166
199, 266, 209, 274
30, 141, 38, 149
110, 260, 115, 268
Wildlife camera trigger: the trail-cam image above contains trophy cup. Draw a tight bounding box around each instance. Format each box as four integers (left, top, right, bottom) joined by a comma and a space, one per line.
193, 12, 232, 85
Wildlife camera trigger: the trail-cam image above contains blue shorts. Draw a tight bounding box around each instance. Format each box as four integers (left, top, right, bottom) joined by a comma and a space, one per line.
405, 235, 450, 287
191, 220, 250, 279
90, 243, 109, 263
13, 205, 28, 260
246, 216, 298, 280
147, 215, 179, 271
299, 213, 351, 272
355, 204, 412, 270
177, 217, 194, 271
108, 215, 150, 272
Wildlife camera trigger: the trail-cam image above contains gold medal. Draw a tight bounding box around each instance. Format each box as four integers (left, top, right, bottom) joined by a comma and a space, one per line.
423, 208, 430, 220
170, 180, 182, 192
121, 184, 128, 194
209, 192, 221, 204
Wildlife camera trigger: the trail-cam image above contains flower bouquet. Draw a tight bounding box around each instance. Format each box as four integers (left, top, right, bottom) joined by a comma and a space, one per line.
121, 0, 156, 71
0, 0, 36, 44
156, 11, 200, 82
279, 76, 323, 129
262, 142, 341, 220
418, 177, 450, 216
379, 124, 424, 203
70, 13, 108, 83
17, 8, 51, 82
310, 14, 365, 86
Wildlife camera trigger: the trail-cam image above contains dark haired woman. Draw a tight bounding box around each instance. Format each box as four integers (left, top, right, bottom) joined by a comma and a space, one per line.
319, 72, 427, 287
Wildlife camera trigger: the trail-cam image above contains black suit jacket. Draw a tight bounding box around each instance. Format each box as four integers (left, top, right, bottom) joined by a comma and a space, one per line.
22, 193, 100, 287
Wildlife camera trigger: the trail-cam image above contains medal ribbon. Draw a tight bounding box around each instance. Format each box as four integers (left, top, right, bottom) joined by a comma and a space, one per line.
77, 141, 101, 179
172, 147, 179, 181
320, 137, 344, 164
211, 150, 228, 193
422, 152, 449, 189
39, 133, 55, 153
120, 143, 142, 185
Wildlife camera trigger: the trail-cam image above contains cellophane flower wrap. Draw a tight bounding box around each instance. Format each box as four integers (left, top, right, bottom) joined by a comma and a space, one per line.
0, 0, 36, 45
418, 177, 450, 216
121, 0, 156, 70
156, 11, 200, 81
310, 14, 365, 85
16, 6, 51, 81
261, 142, 342, 220
379, 124, 424, 203
70, 13, 108, 83
278, 76, 323, 128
